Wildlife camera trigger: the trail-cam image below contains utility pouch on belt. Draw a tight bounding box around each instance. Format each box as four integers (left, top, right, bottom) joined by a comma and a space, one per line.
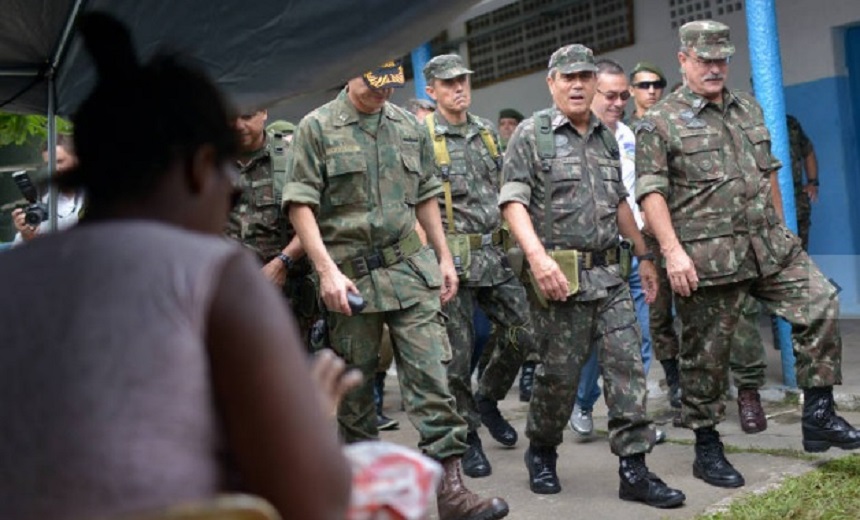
619, 239, 633, 279
447, 234, 472, 278
527, 250, 580, 308
507, 246, 525, 278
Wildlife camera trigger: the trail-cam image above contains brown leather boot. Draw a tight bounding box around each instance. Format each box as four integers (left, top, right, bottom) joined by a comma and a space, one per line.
437, 457, 510, 520
737, 388, 767, 434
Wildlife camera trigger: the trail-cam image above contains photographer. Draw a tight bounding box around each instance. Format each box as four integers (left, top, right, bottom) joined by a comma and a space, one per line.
12, 134, 83, 243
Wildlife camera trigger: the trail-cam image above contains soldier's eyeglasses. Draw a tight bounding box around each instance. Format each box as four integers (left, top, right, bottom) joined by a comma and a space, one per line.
632, 80, 667, 90
596, 88, 630, 102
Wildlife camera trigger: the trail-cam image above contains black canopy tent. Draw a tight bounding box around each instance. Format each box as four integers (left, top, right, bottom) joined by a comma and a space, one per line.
0, 0, 480, 229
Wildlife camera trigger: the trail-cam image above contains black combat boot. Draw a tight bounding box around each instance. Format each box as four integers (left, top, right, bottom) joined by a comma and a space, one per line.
476, 392, 518, 447
692, 427, 744, 488
802, 386, 860, 452
618, 453, 686, 508
462, 430, 492, 478
374, 371, 399, 431
524, 444, 561, 494
519, 361, 536, 402
660, 359, 682, 409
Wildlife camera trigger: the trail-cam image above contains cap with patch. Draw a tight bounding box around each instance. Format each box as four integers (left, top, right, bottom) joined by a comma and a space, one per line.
423, 54, 473, 83
548, 44, 598, 74
498, 108, 524, 122
630, 61, 666, 82
679, 20, 735, 59
362, 60, 405, 90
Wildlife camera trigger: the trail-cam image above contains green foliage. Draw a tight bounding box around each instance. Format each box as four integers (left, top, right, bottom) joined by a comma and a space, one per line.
0, 112, 73, 146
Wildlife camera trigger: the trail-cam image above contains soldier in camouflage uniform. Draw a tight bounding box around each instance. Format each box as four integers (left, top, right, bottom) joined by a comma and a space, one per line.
421, 54, 535, 478
500, 44, 685, 508
636, 20, 860, 490
787, 115, 818, 251
283, 61, 509, 520
226, 109, 316, 343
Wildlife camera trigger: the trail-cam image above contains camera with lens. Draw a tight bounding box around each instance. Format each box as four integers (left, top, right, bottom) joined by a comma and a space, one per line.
11, 171, 49, 226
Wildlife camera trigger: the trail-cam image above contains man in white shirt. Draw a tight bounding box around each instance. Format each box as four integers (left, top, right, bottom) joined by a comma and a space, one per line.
568, 59, 662, 442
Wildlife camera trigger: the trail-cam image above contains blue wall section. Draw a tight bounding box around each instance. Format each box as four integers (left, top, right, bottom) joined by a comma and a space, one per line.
784, 75, 860, 316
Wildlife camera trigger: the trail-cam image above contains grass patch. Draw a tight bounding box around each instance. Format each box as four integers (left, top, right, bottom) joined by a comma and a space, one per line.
696, 454, 860, 520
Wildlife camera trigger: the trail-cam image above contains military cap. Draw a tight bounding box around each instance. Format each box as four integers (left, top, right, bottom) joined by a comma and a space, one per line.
498, 108, 524, 122
547, 44, 598, 74
423, 54, 473, 82
362, 60, 406, 90
266, 120, 296, 135
679, 20, 735, 59
630, 61, 666, 82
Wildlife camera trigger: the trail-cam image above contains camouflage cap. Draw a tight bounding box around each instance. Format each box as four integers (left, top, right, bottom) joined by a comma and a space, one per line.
266, 120, 296, 135
362, 60, 406, 90
423, 54, 473, 82
679, 20, 735, 59
548, 44, 598, 74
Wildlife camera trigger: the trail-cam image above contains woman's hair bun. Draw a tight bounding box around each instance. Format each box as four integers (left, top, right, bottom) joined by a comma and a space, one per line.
77, 12, 141, 85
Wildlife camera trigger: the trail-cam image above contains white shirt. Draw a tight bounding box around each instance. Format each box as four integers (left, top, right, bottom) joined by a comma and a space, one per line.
615, 122, 643, 229
13, 191, 85, 244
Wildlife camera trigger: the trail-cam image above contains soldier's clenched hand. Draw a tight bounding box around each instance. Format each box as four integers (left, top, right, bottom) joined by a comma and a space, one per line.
664, 244, 698, 297
319, 267, 361, 316
438, 256, 459, 305
532, 253, 569, 302
261, 258, 287, 287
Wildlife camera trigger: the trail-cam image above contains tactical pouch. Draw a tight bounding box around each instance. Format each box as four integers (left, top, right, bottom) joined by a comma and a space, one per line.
526, 249, 580, 308
446, 234, 472, 278
506, 246, 525, 278
619, 239, 633, 279
551, 250, 580, 297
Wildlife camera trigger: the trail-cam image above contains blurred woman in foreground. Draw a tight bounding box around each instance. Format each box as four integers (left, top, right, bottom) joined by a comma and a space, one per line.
0, 13, 351, 520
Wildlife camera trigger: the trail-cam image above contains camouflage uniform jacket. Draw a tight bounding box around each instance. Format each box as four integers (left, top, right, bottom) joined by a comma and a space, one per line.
498, 107, 628, 301
787, 115, 814, 199
225, 138, 287, 262
427, 111, 511, 287
635, 86, 790, 287
282, 88, 444, 313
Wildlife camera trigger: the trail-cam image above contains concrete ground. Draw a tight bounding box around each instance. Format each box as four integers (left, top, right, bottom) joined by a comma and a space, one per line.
376, 319, 860, 519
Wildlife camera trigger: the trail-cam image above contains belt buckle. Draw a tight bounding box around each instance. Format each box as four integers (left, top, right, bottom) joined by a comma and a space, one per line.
582, 252, 593, 270
366, 253, 383, 271
481, 233, 493, 247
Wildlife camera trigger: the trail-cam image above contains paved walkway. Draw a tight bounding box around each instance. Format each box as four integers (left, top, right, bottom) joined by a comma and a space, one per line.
377, 319, 860, 519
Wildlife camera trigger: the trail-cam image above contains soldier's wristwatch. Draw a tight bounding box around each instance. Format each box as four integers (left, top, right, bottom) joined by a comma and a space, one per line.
636, 252, 657, 263
277, 252, 294, 271
808, 179, 819, 187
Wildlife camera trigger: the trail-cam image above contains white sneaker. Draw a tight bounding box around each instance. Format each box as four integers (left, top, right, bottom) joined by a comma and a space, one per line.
569, 403, 593, 436
655, 428, 667, 444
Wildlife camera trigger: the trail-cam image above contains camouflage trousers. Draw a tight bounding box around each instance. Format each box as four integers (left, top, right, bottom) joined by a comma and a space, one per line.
675, 247, 842, 429
796, 196, 811, 252
526, 282, 655, 456
645, 234, 766, 389
328, 296, 468, 460
443, 276, 535, 431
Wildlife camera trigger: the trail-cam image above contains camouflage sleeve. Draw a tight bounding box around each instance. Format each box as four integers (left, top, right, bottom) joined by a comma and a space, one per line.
498, 121, 534, 207
416, 123, 444, 203
634, 118, 670, 204
789, 115, 814, 157
282, 116, 325, 213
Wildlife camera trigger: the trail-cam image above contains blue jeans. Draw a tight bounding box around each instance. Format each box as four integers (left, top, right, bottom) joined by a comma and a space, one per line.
576, 258, 653, 412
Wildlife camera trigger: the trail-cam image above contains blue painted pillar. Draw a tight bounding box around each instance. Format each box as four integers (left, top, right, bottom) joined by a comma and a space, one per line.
746, 0, 797, 388
411, 43, 433, 101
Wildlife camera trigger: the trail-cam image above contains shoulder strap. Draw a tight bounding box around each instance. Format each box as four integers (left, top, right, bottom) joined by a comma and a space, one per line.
534, 110, 555, 248
597, 125, 620, 160
425, 113, 455, 234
